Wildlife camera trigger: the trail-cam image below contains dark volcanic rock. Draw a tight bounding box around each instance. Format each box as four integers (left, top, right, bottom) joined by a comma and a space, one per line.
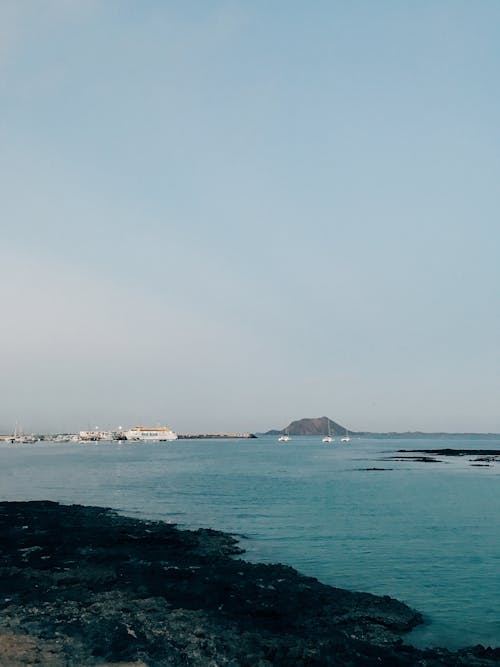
389, 455, 444, 463
0, 501, 499, 666
398, 449, 500, 456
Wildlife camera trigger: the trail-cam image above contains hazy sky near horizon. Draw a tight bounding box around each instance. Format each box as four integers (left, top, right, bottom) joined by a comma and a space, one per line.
1, 1, 499, 434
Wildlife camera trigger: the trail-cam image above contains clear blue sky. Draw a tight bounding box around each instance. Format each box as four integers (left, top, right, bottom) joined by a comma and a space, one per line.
1, 1, 499, 433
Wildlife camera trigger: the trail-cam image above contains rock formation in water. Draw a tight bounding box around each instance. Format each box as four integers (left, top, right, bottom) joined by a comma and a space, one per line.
1, 501, 500, 666
266, 416, 353, 436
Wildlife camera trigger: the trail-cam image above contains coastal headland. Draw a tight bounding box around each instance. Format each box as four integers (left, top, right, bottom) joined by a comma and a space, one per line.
1, 502, 500, 665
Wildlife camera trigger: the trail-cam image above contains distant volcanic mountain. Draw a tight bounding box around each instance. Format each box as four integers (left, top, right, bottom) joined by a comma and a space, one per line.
266, 417, 353, 436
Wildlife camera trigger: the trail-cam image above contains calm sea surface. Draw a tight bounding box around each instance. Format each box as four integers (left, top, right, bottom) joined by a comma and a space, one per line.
1, 435, 499, 650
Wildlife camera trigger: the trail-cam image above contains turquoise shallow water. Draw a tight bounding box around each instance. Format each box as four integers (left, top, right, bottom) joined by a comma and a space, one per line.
1, 435, 499, 649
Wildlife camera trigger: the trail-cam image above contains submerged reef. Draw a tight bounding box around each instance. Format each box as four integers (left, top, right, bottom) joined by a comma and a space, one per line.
0, 501, 499, 666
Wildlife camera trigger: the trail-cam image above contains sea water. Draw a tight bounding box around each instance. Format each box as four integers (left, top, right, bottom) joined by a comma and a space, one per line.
1, 435, 499, 650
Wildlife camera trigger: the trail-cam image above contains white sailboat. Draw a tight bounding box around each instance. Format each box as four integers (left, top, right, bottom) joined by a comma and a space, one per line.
322, 418, 334, 443
278, 425, 291, 442
341, 428, 350, 443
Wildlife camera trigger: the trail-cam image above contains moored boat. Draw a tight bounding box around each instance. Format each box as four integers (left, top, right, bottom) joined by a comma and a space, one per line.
322, 419, 334, 443
278, 425, 291, 442
124, 426, 178, 441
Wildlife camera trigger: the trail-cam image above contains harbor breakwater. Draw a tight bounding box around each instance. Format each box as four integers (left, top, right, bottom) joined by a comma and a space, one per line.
1, 501, 500, 665
178, 433, 257, 439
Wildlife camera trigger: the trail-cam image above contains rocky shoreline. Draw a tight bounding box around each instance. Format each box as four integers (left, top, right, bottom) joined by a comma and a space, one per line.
0, 501, 499, 666
398, 449, 500, 456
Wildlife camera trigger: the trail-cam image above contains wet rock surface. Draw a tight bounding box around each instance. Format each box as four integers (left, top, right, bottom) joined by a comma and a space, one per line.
0, 501, 499, 666
398, 449, 500, 457
389, 455, 444, 463
393, 449, 500, 468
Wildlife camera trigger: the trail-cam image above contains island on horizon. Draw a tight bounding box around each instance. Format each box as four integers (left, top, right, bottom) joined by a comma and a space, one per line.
264, 416, 500, 439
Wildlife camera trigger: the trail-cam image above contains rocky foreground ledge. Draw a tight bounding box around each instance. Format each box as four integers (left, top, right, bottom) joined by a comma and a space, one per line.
0, 502, 499, 666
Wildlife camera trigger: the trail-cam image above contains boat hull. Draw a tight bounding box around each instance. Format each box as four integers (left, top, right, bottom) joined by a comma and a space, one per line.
125, 428, 178, 441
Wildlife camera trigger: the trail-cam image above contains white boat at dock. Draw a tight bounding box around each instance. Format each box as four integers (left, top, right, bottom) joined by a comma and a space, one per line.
124, 426, 178, 442
79, 430, 114, 442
